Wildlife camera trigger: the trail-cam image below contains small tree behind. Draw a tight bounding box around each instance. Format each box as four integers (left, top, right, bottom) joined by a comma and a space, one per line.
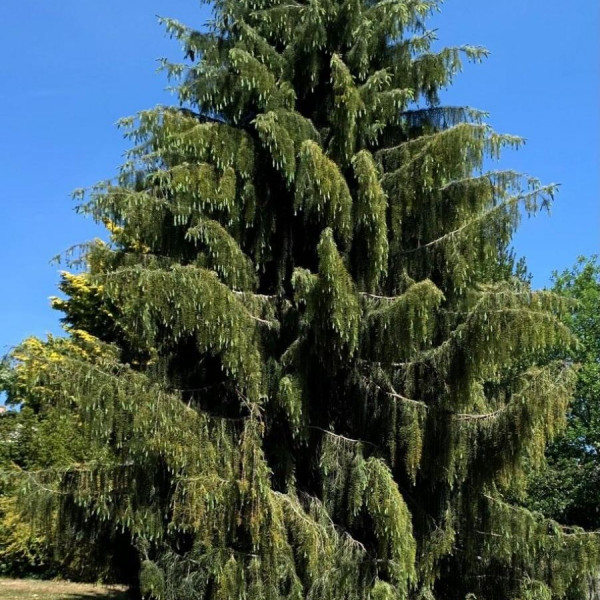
527, 257, 600, 531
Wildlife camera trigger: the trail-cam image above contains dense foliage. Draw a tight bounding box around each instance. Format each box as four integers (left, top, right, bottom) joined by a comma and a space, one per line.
0, 337, 138, 581
527, 257, 600, 531
2, 1, 599, 598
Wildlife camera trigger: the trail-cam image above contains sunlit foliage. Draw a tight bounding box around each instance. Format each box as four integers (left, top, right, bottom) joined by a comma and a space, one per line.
3, 1, 598, 598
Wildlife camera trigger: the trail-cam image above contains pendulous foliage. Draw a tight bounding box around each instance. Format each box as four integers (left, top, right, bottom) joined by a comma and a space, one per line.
3, 1, 599, 598
0, 336, 138, 581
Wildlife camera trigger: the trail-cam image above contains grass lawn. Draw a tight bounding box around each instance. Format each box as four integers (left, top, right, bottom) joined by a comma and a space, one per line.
0, 579, 129, 600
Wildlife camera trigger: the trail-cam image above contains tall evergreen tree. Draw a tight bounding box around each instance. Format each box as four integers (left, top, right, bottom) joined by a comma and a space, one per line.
5, 1, 599, 598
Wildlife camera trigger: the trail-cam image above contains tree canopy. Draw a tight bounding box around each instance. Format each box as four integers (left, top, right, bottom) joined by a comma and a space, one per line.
2, 1, 599, 599
527, 256, 600, 532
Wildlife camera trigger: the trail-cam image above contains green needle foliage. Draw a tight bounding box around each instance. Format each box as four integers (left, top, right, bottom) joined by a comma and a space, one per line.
3, 1, 599, 598
0, 336, 138, 581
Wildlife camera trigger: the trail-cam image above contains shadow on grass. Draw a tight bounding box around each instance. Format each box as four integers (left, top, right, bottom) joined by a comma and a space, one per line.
57, 592, 133, 600
0, 578, 133, 600
60, 594, 131, 600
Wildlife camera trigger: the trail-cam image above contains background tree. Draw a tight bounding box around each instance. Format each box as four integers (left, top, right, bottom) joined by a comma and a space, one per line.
0, 335, 138, 581
527, 256, 600, 531
4, 1, 599, 599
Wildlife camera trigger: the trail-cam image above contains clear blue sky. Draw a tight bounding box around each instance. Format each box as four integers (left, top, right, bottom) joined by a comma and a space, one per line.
1, 0, 598, 357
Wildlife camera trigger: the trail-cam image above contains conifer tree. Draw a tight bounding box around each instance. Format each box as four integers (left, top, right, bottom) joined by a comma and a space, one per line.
5, 1, 599, 598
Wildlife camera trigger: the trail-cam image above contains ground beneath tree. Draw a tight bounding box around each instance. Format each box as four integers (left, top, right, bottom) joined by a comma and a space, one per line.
0, 579, 129, 600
